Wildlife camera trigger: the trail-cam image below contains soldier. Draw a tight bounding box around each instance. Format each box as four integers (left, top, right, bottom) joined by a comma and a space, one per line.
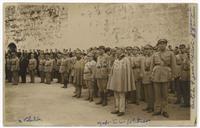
45, 54, 53, 84
39, 54, 46, 83
179, 44, 190, 107
129, 46, 144, 105
19, 53, 29, 83
6, 53, 12, 82
56, 53, 62, 83
59, 54, 65, 84
61, 54, 71, 88
150, 39, 176, 118
28, 54, 37, 83
95, 47, 109, 106
11, 52, 20, 85
84, 53, 96, 102
107, 50, 135, 116
72, 51, 85, 98
50, 53, 56, 81
142, 44, 154, 113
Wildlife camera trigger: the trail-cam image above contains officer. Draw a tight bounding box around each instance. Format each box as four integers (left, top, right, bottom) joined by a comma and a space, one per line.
45, 54, 53, 84
84, 53, 96, 102
142, 44, 154, 113
56, 53, 62, 83
72, 51, 85, 98
19, 53, 29, 83
61, 53, 71, 88
179, 44, 190, 107
95, 46, 109, 106
39, 54, 46, 83
28, 53, 37, 83
11, 52, 19, 85
129, 46, 144, 105
150, 39, 176, 118
6, 53, 12, 82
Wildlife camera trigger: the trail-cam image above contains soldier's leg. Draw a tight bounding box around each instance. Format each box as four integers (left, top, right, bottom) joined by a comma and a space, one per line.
12, 71, 18, 85
102, 79, 108, 106
136, 81, 141, 105
161, 82, 169, 113
113, 92, 120, 112
153, 83, 162, 115
148, 83, 154, 112
140, 81, 145, 101
161, 82, 169, 118
46, 72, 51, 84
185, 81, 190, 107
85, 81, 90, 100
93, 79, 98, 97
89, 80, 94, 102
181, 81, 190, 107
174, 78, 181, 104
118, 92, 125, 115
96, 79, 104, 104
8, 70, 12, 82
143, 84, 149, 110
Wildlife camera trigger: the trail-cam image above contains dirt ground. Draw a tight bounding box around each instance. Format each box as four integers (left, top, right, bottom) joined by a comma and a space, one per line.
4, 77, 190, 126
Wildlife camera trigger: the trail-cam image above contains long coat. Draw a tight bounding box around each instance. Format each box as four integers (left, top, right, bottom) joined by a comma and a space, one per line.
73, 59, 85, 85
107, 57, 136, 92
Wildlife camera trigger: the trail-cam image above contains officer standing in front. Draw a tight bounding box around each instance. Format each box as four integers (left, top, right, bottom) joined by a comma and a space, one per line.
150, 39, 176, 118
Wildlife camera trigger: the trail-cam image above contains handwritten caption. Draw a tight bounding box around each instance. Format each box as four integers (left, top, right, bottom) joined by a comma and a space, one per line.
97, 118, 150, 126
18, 116, 41, 123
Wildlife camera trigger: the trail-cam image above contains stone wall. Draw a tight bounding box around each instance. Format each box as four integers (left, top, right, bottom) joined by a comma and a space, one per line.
4, 3, 190, 50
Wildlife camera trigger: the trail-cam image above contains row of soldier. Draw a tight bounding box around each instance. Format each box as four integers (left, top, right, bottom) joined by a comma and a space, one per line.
5, 39, 190, 117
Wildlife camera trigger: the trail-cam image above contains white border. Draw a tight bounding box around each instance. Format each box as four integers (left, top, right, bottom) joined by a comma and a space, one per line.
0, 0, 199, 128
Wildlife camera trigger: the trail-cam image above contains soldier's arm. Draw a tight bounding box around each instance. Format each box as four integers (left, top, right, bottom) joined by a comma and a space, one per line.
170, 52, 176, 79
140, 57, 145, 77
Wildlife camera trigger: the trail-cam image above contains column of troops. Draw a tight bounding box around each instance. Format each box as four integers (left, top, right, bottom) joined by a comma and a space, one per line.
5, 39, 190, 117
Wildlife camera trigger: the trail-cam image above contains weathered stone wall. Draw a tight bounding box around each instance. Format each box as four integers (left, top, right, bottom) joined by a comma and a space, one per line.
4, 3, 190, 50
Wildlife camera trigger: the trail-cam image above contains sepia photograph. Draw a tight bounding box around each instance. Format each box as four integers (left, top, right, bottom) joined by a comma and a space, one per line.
2, 1, 197, 126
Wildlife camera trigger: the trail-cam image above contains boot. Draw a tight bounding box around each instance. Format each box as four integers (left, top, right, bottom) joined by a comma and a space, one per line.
96, 92, 103, 105
102, 92, 108, 106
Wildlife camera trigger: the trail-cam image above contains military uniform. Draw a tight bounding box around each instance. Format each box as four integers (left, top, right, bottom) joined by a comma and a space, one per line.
142, 45, 154, 112
174, 54, 182, 104
6, 57, 12, 82
39, 58, 46, 83
11, 56, 19, 85
73, 57, 85, 97
45, 59, 53, 84
95, 53, 109, 106
56, 58, 62, 83
150, 39, 176, 117
28, 58, 37, 83
84, 57, 96, 102
179, 53, 190, 107
130, 54, 144, 104
60, 57, 71, 88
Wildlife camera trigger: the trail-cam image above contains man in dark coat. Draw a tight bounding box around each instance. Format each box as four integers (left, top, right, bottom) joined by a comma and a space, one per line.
19, 53, 29, 83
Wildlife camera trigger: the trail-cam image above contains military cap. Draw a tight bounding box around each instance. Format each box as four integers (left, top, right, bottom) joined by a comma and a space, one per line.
99, 45, 105, 50
87, 53, 94, 57
133, 46, 140, 50
126, 46, 132, 50
179, 44, 186, 48
157, 39, 168, 46
144, 44, 153, 50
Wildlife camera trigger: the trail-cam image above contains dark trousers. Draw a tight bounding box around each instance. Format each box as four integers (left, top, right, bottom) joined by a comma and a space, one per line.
174, 78, 181, 103
63, 72, 69, 87
21, 72, 26, 83
7, 70, 12, 82
180, 81, 190, 106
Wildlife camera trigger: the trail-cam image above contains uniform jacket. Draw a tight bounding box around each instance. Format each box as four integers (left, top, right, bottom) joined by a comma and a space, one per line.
28, 58, 37, 71
11, 57, 19, 72
95, 54, 109, 79
150, 50, 176, 83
